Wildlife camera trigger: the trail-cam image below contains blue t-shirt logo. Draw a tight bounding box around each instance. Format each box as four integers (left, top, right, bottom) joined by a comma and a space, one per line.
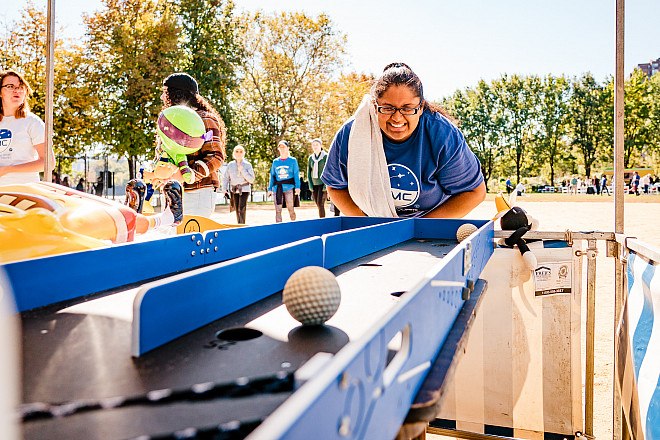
389, 164, 419, 208
0, 129, 12, 152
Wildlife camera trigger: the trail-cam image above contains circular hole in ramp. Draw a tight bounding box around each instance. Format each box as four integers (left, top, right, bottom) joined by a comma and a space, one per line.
216, 328, 263, 341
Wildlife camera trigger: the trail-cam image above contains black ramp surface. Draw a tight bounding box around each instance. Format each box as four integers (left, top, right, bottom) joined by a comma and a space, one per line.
21, 239, 455, 439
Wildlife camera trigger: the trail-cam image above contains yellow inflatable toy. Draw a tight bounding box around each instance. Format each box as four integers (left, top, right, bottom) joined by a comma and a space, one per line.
0, 207, 107, 263
0, 182, 174, 243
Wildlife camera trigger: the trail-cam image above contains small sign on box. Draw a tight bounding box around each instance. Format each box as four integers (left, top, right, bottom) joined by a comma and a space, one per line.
534, 261, 572, 296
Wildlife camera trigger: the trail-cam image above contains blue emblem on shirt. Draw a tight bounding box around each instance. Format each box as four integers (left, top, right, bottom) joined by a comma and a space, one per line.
0, 129, 11, 152
389, 164, 419, 208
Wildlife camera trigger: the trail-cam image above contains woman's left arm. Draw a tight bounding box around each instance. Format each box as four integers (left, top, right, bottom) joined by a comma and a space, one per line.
422, 181, 486, 219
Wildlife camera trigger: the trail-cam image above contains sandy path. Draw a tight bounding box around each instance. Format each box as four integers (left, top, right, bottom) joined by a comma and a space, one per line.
211, 196, 660, 440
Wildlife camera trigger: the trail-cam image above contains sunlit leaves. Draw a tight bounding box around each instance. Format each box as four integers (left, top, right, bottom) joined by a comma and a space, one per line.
234, 11, 347, 166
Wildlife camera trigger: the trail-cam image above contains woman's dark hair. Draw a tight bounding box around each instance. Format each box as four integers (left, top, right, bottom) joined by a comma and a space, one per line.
371, 63, 455, 123
0, 69, 32, 120
161, 87, 227, 147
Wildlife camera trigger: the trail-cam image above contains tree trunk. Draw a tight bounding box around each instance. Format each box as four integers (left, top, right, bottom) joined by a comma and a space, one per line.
550, 139, 556, 186
128, 155, 137, 180
550, 158, 555, 187
516, 143, 523, 184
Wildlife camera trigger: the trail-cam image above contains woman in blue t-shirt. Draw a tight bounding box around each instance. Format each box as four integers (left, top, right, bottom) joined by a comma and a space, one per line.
321, 63, 485, 218
267, 140, 301, 222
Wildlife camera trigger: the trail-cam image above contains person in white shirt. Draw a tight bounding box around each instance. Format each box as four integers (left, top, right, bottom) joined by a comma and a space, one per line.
0, 70, 54, 186
641, 173, 651, 194
222, 145, 255, 224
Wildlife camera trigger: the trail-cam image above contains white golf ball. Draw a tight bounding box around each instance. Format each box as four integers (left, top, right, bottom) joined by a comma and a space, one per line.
456, 223, 478, 242
283, 266, 341, 326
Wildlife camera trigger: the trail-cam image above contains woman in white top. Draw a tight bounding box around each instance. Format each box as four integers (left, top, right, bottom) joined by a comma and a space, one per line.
0, 70, 54, 186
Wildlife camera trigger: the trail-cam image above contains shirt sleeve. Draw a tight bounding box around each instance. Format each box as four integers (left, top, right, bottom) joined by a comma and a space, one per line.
435, 127, 483, 195
28, 114, 45, 146
307, 156, 312, 183
221, 164, 230, 192
293, 159, 300, 189
242, 161, 255, 184
321, 122, 351, 189
268, 162, 275, 191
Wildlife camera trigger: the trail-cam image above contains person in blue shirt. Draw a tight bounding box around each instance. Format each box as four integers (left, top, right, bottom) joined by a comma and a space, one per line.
322, 63, 485, 218
506, 177, 514, 194
267, 140, 300, 222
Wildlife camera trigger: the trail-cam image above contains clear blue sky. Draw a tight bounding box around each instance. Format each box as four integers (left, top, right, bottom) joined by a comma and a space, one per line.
3, 0, 659, 100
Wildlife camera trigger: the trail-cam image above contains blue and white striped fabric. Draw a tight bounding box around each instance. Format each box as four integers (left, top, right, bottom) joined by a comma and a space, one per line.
627, 252, 660, 439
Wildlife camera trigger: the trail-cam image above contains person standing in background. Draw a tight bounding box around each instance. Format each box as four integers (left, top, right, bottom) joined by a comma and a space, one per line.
267, 140, 300, 223
222, 145, 255, 224
600, 175, 610, 196
94, 175, 104, 197
307, 138, 328, 218
631, 171, 640, 196
641, 173, 651, 194
0, 70, 55, 185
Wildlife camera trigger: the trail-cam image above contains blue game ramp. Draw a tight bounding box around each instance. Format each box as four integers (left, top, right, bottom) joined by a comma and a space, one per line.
5, 233, 204, 312
248, 221, 494, 439
413, 218, 490, 240
322, 218, 413, 269
202, 217, 401, 265
132, 237, 324, 356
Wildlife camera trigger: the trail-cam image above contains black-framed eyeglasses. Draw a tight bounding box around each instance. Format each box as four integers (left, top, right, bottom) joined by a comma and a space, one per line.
376, 103, 422, 115
1, 84, 27, 92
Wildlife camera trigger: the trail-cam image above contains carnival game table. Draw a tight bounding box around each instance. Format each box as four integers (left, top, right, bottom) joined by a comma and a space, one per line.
9, 217, 493, 439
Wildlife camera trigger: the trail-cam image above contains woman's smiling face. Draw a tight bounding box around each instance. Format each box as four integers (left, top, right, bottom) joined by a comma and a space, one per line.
375, 85, 423, 142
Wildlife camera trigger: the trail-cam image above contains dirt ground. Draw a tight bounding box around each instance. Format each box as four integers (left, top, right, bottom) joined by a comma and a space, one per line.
211, 194, 660, 440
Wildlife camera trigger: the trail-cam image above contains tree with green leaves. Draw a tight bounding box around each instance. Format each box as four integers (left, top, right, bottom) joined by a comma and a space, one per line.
174, 0, 245, 148
299, 72, 373, 151
445, 80, 502, 192
492, 74, 540, 184
534, 74, 570, 186
649, 73, 660, 166
615, 69, 656, 168
0, 3, 101, 162
234, 11, 346, 167
84, 0, 181, 178
569, 73, 608, 177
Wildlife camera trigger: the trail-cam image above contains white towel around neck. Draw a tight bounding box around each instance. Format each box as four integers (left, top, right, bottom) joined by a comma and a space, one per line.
347, 95, 398, 217
311, 150, 327, 179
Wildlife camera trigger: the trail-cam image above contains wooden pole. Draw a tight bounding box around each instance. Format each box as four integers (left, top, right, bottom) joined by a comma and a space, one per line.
43, 0, 55, 182
614, 2, 625, 233
613, 1, 625, 439
585, 238, 597, 437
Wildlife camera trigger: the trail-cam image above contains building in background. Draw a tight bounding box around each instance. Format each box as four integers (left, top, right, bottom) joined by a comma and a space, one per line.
636, 57, 660, 79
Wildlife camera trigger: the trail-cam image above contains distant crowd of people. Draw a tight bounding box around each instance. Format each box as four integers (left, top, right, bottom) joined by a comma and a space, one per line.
504, 172, 659, 198
560, 172, 658, 196
51, 171, 105, 196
